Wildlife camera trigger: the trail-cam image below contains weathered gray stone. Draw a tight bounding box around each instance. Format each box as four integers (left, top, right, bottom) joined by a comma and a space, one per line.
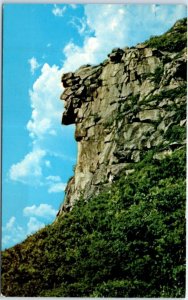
131, 150, 140, 162
153, 150, 173, 160
108, 48, 124, 63
157, 120, 166, 132
136, 43, 147, 49
61, 72, 74, 81
130, 71, 136, 81
137, 62, 151, 75
137, 109, 161, 122
104, 132, 114, 143
180, 119, 186, 127
158, 99, 174, 108
58, 36, 187, 214
75, 126, 87, 141
60, 88, 74, 101
143, 48, 153, 57
75, 86, 86, 97
108, 163, 129, 177
123, 123, 155, 141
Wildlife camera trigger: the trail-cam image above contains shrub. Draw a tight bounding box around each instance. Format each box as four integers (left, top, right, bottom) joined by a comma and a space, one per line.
146, 18, 187, 52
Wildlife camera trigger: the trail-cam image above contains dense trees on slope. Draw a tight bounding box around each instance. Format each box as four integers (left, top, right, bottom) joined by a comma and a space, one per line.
2, 147, 186, 297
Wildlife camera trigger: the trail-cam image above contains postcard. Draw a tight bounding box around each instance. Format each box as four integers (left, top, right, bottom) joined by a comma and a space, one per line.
1, 3, 187, 297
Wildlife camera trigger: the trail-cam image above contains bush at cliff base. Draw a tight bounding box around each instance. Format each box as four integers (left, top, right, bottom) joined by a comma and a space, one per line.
2, 146, 185, 297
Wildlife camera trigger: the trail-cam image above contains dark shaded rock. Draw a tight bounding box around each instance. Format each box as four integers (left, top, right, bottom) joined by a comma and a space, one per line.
108, 48, 125, 63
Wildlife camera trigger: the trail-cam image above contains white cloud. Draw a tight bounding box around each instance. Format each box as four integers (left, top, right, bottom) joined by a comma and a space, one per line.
9, 149, 46, 185
70, 16, 91, 36
48, 182, 66, 193
46, 175, 61, 182
8, 145, 67, 189
63, 4, 187, 72
23, 204, 57, 218
27, 217, 45, 234
2, 208, 57, 248
62, 5, 130, 71
70, 4, 77, 9
8, 63, 65, 186
52, 4, 66, 17
27, 63, 63, 140
6, 216, 16, 229
2, 217, 25, 249
45, 175, 66, 193
2, 235, 12, 247
28, 57, 40, 75
118, 8, 125, 15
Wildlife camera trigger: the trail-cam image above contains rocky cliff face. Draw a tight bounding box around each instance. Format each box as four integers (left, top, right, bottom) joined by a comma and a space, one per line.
59, 19, 186, 213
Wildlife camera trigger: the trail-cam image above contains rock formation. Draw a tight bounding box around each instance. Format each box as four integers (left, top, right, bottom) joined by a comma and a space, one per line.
58, 19, 186, 213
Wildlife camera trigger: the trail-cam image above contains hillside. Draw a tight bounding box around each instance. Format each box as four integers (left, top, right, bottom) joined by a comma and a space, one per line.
1, 18, 187, 297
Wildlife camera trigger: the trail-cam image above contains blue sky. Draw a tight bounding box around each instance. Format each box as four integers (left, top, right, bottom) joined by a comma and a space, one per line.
2, 3, 187, 249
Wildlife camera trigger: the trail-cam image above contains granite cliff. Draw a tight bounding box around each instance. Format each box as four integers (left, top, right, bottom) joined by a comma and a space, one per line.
59, 18, 186, 213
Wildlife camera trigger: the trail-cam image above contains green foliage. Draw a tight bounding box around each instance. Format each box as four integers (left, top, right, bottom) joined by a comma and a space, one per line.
93, 113, 101, 123
143, 66, 164, 85
164, 124, 186, 142
103, 116, 115, 128
151, 66, 164, 84
141, 83, 187, 106
119, 94, 140, 116
2, 147, 186, 297
129, 94, 140, 106
146, 18, 187, 52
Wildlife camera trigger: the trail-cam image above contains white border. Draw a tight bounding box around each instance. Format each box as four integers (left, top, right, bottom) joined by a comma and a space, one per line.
0, 1, 187, 300
0, 0, 187, 3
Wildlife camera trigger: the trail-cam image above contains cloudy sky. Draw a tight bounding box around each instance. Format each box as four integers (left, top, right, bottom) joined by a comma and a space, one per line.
2, 3, 186, 249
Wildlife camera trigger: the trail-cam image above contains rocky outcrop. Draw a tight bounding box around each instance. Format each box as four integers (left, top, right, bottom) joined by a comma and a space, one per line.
58, 20, 187, 213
